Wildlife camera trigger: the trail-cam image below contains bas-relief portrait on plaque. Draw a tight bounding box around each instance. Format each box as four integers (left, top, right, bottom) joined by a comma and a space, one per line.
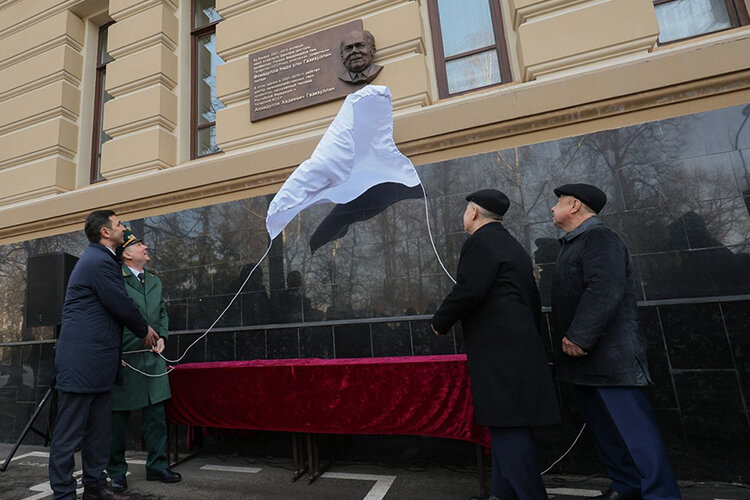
249, 20, 382, 121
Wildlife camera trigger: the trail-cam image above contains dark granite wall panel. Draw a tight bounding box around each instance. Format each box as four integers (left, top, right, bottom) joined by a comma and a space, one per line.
1, 103, 749, 481
299, 326, 335, 359
660, 303, 734, 370
266, 328, 299, 359
333, 324, 372, 358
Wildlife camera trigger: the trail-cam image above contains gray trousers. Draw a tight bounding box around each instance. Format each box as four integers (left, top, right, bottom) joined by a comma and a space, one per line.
49, 391, 111, 500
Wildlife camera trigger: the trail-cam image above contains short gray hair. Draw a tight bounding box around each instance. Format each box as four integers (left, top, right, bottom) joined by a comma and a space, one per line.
474, 203, 503, 221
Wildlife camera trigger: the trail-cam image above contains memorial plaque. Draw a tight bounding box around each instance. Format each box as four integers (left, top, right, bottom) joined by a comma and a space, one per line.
249, 20, 368, 122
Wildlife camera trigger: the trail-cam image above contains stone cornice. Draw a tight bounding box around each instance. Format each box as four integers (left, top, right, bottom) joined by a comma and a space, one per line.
400, 69, 750, 157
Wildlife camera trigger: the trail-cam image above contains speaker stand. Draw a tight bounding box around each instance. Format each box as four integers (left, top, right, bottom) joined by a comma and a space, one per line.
0, 386, 56, 472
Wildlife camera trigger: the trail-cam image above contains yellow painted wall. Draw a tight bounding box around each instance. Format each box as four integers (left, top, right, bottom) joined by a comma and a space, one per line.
0, 0, 749, 243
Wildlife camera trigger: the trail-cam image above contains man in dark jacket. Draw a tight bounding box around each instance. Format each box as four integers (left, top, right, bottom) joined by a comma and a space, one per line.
432, 189, 559, 500
49, 210, 158, 500
550, 184, 681, 500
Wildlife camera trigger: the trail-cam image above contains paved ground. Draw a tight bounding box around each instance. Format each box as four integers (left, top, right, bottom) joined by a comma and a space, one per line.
1, 444, 749, 499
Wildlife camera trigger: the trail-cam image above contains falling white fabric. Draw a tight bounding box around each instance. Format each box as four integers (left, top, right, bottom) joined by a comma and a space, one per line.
265, 85, 421, 240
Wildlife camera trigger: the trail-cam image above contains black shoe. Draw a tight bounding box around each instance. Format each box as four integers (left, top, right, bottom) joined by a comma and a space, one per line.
586, 488, 642, 500
146, 467, 182, 483
82, 484, 131, 500
468, 496, 501, 500
109, 475, 128, 493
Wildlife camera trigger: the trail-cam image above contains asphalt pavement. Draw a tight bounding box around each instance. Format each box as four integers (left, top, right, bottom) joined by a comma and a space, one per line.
1, 444, 749, 499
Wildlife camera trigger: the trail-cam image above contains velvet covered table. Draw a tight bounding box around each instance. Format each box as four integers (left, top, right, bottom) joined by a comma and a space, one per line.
165, 355, 489, 446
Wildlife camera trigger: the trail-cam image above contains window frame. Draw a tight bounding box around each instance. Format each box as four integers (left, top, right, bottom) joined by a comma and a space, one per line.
427, 0, 512, 98
90, 21, 114, 184
191, 1, 222, 160
653, 0, 750, 45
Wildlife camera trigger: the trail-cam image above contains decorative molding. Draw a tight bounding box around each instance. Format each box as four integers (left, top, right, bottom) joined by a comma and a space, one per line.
0, 70, 81, 103
107, 73, 177, 98
524, 35, 656, 80
0, 144, 76, 171
511, 0, 592, 29
216, 0, 277, 20
0, 0, 79, 40
399, 69, 750, 156
392, 92, 430, 111
372, 38, 424, 61
217, 0, 408, 61
0, 106, 78, 136
109, 0, 178, 22
0, 0, 24, 11
0, 185, 69, 208
104, 115, 177, 137
0, 34, 82, 71
102, 159, 172, 179
108, 32, 177, 60
218, 89, 248, 107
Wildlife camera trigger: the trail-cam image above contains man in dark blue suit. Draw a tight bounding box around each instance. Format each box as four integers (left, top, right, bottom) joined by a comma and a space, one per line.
550, 184, 681, 500
49, 210, 159, 500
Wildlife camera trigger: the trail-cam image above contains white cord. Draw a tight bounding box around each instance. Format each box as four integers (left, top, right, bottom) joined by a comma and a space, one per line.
540, 423, 587, 475
121, 240, 274, 377
121, 359, 174, 378
420, 182, 456, 284
160, 241, 273, 365
118, 188, 584, 472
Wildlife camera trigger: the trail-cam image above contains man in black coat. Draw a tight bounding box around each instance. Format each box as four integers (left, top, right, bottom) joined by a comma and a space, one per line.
550, 184, 681, 500
49, 210, 159, 500
432, 189, 559, 500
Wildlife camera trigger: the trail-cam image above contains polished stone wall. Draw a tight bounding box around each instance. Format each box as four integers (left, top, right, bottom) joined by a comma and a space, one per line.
1, 103, 749, 481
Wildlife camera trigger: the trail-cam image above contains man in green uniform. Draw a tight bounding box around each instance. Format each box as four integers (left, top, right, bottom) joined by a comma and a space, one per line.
107, 228, 181, 492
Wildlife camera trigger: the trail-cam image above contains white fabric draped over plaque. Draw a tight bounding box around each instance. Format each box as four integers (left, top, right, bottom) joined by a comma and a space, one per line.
265, 85, 421, 240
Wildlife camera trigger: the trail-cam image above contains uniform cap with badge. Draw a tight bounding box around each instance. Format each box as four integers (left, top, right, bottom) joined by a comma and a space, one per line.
117, 228, 142, 257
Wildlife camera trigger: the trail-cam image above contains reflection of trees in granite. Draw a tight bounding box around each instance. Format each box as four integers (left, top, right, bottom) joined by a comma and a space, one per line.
0, 242, 27, 343
0, 232, 86, 343
3, 106, 749, 334
146, 198, 270, 300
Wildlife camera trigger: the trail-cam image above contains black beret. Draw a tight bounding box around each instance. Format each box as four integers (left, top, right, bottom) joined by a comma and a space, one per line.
553, 183, 607, 213
466, 189, 510, 217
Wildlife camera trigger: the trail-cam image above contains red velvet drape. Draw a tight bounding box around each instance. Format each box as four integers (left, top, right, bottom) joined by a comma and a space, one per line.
166, 355, 490, 446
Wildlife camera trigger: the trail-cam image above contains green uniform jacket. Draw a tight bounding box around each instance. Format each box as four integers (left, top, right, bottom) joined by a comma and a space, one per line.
111, 266, 171, 411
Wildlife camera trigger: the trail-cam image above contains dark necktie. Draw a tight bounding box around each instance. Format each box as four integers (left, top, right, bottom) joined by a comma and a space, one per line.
137, 272, 145, 284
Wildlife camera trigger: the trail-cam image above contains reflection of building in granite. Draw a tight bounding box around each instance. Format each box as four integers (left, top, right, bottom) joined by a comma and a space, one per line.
642, 211, 750, 299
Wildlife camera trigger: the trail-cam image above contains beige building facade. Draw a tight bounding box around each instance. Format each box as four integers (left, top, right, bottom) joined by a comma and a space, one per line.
0, 0, 747, 242
2, 0, 750, 481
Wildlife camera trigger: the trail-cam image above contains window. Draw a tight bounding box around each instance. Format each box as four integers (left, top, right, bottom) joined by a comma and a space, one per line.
90, 22, 114, 183
427, 0, 512, 98
191, 0, 225, 158
654, 0, 749, 44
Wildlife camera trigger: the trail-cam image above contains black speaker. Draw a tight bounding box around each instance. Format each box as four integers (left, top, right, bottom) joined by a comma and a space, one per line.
25, 252, 79, 327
